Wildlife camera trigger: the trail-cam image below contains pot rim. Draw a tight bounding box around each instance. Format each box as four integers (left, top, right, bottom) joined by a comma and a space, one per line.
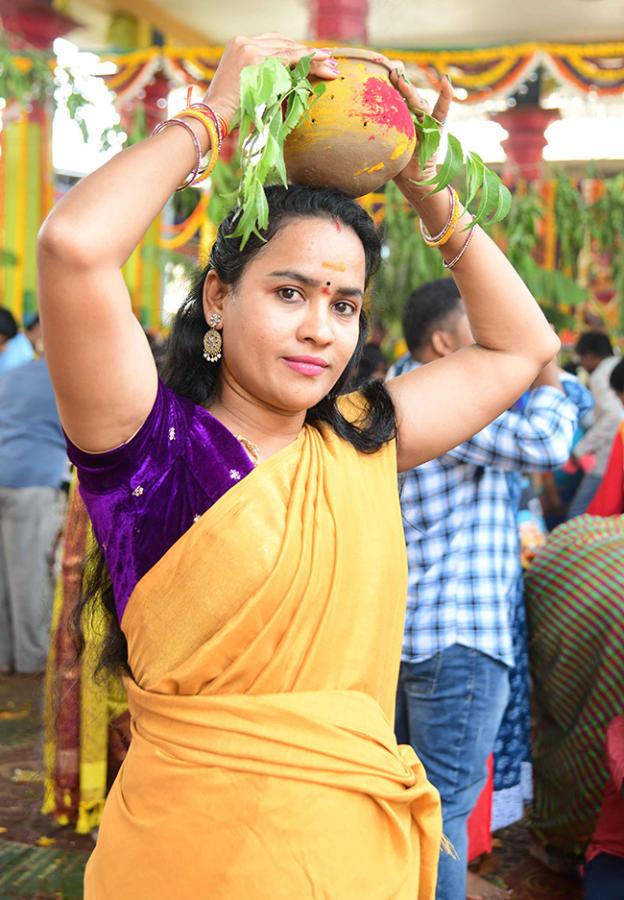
323, 47, 396, 73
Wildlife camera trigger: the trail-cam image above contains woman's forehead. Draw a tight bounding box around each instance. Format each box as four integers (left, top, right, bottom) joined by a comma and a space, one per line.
255, 218, 366, 277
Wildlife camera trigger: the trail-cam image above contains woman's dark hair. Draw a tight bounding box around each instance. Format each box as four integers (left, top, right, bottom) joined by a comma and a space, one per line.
78, 185, 397, 676
402, 278, 462, 355
610, 357, 624, 393
354, 342, 388, 386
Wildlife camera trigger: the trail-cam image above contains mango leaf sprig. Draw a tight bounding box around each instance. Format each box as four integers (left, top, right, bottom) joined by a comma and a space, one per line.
411, 112, 512, 226
230, 55, 325, 247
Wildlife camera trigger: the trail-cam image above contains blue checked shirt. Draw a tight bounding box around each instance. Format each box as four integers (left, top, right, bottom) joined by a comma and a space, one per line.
388, 355, 579, 667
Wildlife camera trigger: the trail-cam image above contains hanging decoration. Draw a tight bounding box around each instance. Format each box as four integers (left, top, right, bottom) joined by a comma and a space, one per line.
60, 40, 624, 111
397, 41, 624, 102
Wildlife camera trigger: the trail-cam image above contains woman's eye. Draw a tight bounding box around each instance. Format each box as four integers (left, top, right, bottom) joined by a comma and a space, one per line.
278, 288, 301, 302
334, 301, 357, 317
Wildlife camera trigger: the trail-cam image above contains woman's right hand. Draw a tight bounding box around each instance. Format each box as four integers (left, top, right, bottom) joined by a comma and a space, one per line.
204, 34, 339, 125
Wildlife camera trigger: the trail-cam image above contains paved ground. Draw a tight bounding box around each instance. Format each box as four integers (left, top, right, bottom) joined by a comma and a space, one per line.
0, 672, 582, 899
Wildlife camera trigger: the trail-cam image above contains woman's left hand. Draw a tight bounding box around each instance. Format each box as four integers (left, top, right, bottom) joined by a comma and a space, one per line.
389, 69, 454, 198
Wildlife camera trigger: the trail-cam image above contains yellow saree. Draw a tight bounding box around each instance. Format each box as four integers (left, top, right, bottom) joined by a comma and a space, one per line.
85, 413, 441, 899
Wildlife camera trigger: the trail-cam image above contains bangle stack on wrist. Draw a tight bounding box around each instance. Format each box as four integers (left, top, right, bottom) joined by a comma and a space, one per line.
419, 184, 477, 270
419, 186, 461, 248
443, 224, 476, 270
151, 88, 229, 191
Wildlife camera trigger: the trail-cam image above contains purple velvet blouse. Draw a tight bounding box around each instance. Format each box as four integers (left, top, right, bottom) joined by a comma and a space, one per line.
66, 381, 255, 623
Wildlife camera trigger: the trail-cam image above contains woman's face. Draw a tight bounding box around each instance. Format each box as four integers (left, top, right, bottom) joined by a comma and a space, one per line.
207, 217, 367, 414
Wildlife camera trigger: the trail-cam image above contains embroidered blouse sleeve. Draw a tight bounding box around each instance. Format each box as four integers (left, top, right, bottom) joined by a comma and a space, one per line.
65, 380, 185, 494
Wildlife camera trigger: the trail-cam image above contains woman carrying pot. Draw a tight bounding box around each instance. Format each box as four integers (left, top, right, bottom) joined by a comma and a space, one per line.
38, 34, 559, 900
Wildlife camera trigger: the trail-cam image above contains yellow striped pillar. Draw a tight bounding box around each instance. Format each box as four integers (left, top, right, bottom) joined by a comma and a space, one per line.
0, 103, 54, 321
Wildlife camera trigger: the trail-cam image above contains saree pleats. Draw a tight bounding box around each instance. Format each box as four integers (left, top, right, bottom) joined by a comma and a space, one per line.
86, 420, 442, 898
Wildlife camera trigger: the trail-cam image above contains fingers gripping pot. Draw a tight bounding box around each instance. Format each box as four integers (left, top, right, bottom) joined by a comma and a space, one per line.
284, 49, 416, 198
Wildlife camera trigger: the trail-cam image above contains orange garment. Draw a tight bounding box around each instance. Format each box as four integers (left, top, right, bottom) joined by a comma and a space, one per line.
85, 414, 442, 899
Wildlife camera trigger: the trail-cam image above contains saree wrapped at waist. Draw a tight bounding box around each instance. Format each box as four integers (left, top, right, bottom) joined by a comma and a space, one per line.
85, 417, 441, 899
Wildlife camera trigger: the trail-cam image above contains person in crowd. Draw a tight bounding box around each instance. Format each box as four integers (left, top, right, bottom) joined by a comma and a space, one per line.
354, 341, 388, 384
24, 313, 44, 355
584, 715, 624, 900
568, 332, 623, 516
545, 367, 595, 525
526, 515, 624, 875
389, 278, 578, 900
586, 358, 624, 516
0, 306, 35, 375
0, 347, 67, 674
37, 34, 560, 898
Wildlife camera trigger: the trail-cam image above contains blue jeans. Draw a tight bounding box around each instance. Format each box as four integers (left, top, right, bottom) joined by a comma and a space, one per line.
395, 644, 510, 900
584, 854, 624, 900
568, 473, 602, 519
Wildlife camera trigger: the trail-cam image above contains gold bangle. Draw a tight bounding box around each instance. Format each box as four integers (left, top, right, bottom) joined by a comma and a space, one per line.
420, 186, 462, 248
178, 108, 220, 184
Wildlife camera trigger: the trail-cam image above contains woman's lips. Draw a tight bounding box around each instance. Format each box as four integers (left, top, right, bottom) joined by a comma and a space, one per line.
282, 356, 329, 377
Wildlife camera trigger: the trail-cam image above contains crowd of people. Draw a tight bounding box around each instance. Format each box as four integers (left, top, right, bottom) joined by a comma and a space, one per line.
1, 31, 623, 900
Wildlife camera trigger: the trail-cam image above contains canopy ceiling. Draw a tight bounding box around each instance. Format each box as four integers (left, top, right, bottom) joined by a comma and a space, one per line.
65, 0, 624, 50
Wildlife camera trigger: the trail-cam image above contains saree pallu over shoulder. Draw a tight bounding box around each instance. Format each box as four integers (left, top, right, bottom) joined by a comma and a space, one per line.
86, 417, 442, 899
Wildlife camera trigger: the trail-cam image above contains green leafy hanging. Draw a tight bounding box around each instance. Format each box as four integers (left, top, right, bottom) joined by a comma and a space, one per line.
230, 54, 326, 248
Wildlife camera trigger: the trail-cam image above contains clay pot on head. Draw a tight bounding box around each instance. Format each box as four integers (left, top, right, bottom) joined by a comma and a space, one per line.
284, 48, 416, 198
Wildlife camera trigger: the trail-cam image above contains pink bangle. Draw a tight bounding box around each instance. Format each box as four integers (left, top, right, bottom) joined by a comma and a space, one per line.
443, 221, 476, 270
420, 185, 455, 244
152, 117, 201, 190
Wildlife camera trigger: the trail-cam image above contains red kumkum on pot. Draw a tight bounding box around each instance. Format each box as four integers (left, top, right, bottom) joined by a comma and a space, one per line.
284, 48, 416, 198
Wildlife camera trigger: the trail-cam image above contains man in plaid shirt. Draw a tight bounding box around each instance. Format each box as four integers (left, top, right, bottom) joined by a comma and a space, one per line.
388, 279, 578, 900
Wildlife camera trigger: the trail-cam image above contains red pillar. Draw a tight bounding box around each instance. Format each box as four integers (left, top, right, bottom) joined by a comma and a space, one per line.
142, 71, 171, 134
491, 106, 560, 184
0, 0, 77, 50
309, 0, 369, 44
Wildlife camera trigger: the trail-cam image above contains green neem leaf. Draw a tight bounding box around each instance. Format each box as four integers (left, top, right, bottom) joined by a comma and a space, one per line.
257, 132, 280, 181
292, 54, 313, 81
415, 113, 442, 168
77, 117, 89, 144
487, 181, 513, 225
260, 56, 292, 98
473, 168, 500, 226
269, 114, 289, 186
255, 185, 270, 230
233, 55, 319, 244
240, 63, 260, 98
422, 132, 463, 192
465, 151, 485, 210
282, 92, 307, 135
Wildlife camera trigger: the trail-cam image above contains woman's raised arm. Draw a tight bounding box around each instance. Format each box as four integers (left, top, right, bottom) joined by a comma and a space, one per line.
384, 74, 560, 471
38, 36, 336, 452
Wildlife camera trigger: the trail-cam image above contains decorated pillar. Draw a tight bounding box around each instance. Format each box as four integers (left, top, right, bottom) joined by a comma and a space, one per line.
110, 14, 169, 329
492, 106, 560, 184
309, 0, 369, 43
118, 68, 169, 329
0, 0, 76, 320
